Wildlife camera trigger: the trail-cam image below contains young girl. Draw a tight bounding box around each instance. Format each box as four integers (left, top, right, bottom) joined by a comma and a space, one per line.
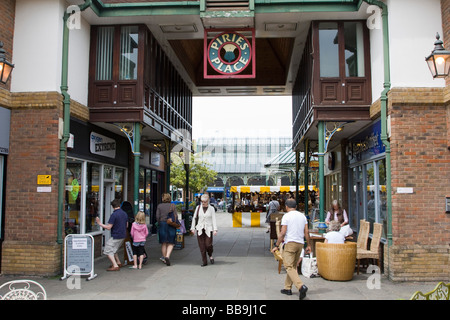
130, 211, 149, 269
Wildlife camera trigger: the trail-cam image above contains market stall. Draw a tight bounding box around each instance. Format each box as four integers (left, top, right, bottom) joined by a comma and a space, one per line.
229, 185, 318, 228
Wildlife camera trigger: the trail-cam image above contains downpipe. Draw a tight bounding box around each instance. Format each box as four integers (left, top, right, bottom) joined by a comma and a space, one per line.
364, 0, 392, 277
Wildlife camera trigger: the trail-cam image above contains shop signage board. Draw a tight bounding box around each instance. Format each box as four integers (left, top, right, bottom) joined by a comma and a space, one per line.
61, 234, 97, 281
348, 120, 385, 164
90, 131, 116, 159
204, 29, 256, 79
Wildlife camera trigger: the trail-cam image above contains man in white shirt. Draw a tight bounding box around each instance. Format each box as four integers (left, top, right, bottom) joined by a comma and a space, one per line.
272, 199, 311, 300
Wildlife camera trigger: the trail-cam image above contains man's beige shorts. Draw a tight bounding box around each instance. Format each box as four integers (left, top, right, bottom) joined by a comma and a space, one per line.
103, 238, 124, 256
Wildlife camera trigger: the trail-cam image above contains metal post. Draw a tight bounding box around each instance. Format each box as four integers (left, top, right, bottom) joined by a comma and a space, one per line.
58, 12, 70, 245
184, 162, 189, 213
133, 123, 141, 214
164, 139, 171, 193
295, 150, 300, 208
318, 121, 326, 233
304, 139, 309, 218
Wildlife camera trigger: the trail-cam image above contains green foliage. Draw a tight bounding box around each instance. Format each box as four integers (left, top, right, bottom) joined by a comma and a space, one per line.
170, 152, 217, 194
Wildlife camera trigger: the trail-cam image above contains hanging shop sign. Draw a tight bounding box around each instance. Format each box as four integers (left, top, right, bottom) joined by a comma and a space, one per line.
90, 132, 116, 159
348, 120, 385, 164
204, 29, 255, 79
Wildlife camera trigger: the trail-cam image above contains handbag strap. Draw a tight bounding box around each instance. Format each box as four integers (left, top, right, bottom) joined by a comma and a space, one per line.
193, 205, 200, 229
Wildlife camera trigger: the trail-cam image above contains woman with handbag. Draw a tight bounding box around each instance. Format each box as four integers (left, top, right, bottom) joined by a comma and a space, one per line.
191, 194, 218, 267
156, 193, 178, 266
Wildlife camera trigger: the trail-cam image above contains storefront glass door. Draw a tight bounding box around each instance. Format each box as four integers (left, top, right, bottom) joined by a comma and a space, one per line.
103, 181, 114, 243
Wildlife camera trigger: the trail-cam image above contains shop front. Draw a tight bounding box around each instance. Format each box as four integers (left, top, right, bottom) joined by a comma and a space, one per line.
138, 146, 165, 234
0, 107, 10, 271
66, 118, 129, 257
347, 119, 387, 239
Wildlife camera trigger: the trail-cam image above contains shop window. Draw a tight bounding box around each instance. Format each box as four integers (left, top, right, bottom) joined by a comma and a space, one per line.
0, 155, 4, 240
377, 159, 387, 239
115, 168, 125, 201
145, 169, 152, 225
65, 159, 127, 236
139, 167, 145, 212
65, 160, 82, 235
86, 163, 101, 233
366, 162, 375, 231
104, 165, 113, 180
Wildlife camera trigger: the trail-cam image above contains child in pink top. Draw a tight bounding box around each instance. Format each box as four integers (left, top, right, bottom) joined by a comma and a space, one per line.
130, 211, 149, 269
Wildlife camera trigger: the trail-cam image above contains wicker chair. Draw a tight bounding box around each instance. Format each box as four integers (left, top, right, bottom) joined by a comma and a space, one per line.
316, 242, 357, 281
272, 217, 284, 273
356, 219, 370, 250
356, 222, 382, 275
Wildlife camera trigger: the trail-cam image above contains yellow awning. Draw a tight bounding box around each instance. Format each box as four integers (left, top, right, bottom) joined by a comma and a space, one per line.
230, 185, 318, 193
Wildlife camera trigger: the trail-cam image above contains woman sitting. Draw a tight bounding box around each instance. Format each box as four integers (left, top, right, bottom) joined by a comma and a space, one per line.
324, 220, 345, 244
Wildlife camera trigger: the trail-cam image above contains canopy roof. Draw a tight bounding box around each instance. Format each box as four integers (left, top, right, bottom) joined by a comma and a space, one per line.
230, 185, 317, 193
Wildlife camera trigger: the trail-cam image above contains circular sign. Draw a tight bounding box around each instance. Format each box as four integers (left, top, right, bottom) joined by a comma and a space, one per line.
208, 32, 252, 75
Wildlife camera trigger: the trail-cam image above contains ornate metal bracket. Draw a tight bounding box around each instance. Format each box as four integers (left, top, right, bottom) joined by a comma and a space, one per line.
113, 122, 141, 156
323, 121, 353, 154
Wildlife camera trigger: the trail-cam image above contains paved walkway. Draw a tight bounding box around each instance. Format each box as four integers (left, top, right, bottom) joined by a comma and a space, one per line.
0, 211, 438, 301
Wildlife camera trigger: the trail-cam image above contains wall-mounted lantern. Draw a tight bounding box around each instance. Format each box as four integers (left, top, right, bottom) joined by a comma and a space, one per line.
425, 33, 450, 79
0, 41, 14, 84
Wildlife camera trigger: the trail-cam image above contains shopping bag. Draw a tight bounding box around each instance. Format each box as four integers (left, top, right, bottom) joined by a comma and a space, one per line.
179, 219, 186, 234
301, 253, 318, 278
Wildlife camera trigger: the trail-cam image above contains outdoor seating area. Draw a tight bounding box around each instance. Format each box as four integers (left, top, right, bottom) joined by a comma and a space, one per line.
316, 242, 357, 281
271, 217, 384, 282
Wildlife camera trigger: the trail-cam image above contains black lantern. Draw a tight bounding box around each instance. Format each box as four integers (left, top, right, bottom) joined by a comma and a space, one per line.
0, 41, 14, 84
425, 33, 450, 79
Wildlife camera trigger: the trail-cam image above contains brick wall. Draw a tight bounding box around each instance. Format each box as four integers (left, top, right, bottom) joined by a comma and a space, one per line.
0, 88, 91, 275
386, 87, 450, 281
1, 91, 64, 275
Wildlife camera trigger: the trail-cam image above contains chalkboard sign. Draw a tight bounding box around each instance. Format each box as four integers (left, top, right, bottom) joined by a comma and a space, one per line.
61, 234, 97, 281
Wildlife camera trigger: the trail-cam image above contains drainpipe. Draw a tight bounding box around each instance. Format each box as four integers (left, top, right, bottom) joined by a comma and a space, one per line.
363, 0, 392, 275
58, 1, 92, 245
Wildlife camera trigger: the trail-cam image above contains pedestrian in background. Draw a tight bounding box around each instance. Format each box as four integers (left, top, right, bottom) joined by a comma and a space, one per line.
156, 193, 177, 266
265, 195, 280, 233
272, 198, 310, 299
191, 194, 218, 267
130, 211, 149, 269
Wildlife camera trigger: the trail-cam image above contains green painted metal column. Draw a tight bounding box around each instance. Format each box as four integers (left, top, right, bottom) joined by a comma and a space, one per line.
58, 12, 71, 245
164, 139, 171, 193
295, 150, 300, 207
304, 139, 309, 218
133, 123, 141, 214
318, 121, 326, 233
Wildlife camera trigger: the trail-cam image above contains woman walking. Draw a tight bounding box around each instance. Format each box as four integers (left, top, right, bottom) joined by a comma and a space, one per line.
156, 193, 178, 266
191, 194, 218, 267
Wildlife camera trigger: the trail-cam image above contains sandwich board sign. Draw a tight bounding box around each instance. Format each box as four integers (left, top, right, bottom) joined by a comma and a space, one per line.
61, 234, 97, 281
